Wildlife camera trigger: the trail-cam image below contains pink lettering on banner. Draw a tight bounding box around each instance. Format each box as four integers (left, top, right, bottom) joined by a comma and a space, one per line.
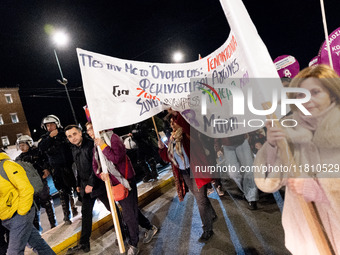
207, 35, 238, 72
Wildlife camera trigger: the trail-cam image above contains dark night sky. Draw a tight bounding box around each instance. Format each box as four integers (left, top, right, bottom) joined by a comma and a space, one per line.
1, 0, 339, 137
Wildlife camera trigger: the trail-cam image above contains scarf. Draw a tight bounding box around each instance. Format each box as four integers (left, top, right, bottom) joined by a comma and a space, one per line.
287, 103, 336, 177
94, 130, 131, 191
296, 102, 336, 131
167, 127, 185, 168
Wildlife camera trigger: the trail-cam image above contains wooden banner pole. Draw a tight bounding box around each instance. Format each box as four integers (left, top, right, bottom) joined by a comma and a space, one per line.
320, 0, 334, 69
95, 135, 125, 253
152, 116, 160, 142
262, 102, 334, 255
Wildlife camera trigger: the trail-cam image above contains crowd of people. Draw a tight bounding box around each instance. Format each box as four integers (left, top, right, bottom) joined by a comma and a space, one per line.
0, 113, 163, 255
1, 64, 340, 254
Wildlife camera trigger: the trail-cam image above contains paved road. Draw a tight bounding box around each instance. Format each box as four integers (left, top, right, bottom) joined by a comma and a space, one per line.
59, 179, 290, 255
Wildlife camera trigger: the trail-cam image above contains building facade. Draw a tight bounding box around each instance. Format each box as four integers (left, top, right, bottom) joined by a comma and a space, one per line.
0, 87, 31, 147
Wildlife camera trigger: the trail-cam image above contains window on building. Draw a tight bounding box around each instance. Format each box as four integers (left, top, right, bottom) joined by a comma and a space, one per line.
10, 113, 19, 123
5, 94, 13, 103
0, 115, 3, 125
16, 133, 23, 138
1, 136, 9, 147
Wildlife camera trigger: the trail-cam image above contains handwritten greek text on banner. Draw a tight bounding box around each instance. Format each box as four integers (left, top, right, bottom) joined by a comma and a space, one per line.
77, 0, 283, 138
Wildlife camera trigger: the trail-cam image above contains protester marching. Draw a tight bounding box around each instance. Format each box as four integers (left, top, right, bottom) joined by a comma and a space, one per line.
15, 135, 57, 231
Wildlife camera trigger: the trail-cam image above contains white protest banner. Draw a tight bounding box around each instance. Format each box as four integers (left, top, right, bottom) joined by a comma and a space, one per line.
77, 0, 282, 138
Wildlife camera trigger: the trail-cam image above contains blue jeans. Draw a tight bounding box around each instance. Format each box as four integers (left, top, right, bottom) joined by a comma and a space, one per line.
2, 207, 55, 255
222, 139, 259, 202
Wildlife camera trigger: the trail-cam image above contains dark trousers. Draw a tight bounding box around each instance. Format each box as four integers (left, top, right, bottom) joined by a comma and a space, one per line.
119, 178, 152, 247
79, 192, 122, 245
0, 221, 9, 255
182, 172, 216, 232
33, 182, 56, 230
79, 193, 96, 245
52, 165, 76, 221
52, 166, 76, 194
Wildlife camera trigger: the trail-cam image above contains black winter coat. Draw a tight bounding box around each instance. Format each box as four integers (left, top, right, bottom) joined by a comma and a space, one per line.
15, 147, 50, 178
39, 128, 74, 167
70, 135, 105, 198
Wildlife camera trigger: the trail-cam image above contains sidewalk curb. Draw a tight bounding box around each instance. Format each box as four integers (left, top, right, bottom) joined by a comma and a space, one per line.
52, 213, 113, 254
51, 176, 174, 254
138, 177, 175, 208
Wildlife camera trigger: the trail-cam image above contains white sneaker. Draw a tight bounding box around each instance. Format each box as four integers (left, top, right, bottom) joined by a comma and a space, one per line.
207, 188, 215, 196
127, 245, 139, 255
143, 225, 158, 244
216, 185, 225, 196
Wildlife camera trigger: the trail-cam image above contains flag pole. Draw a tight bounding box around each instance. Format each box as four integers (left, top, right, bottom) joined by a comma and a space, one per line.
320, 0, 333, 69
261, 102, 334, 255
151, 116, 160, 142
95, 132, 125, 254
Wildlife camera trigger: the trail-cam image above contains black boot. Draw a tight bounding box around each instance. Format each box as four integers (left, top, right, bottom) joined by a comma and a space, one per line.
69, 194, 78, 217
143, 172, 152, 183
59, 190, 72, 224
139, 160, 152, 183
44, 200, 57, 228
148, 158, 158, 180
66, 243, 90, 254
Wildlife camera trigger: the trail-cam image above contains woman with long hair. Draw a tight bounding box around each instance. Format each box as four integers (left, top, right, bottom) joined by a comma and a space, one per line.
158, 110, 217, 242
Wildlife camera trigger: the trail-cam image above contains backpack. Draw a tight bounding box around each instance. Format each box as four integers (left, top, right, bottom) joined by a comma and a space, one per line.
0, 159, 44, 194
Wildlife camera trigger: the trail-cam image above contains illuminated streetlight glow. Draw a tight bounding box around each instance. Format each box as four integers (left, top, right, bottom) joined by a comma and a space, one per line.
52, 31, 69, 47
50, 30, 78, 124
173, 51, 184, 62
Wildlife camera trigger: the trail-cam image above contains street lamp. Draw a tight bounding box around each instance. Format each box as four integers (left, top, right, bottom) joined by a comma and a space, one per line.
173, 51, 184, 63
52, 31, 78, 124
